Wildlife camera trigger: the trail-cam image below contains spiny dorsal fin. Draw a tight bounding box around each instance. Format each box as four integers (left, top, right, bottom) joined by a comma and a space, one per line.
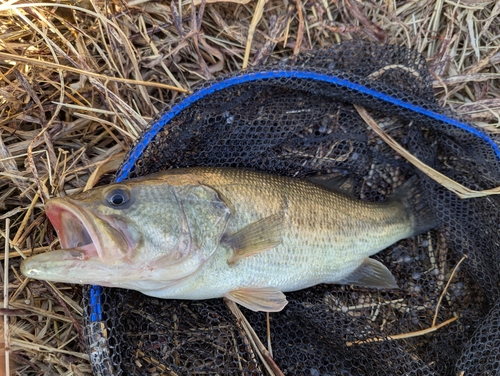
222, 214, 283, 265
307, 173, 356, 196
225, 287, 288, 312
336, 258, 398, 289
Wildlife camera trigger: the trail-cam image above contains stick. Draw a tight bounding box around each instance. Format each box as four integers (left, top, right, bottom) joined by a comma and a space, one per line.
346, 316, 458, 346
266, 312, 273, 358
432, 255, 467, 327
4, 219, 10, 376
225, 299, 284, 376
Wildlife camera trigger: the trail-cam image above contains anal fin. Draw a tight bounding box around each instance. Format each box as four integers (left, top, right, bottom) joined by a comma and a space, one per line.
225, 287, 288, 312
336, 258, 398, 289
222, 214, 283, 265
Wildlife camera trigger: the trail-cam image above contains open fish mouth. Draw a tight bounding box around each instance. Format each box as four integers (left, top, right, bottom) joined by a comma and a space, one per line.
45, 198, 101, 260
19, 198, 103, 282
20, 197, 132, 284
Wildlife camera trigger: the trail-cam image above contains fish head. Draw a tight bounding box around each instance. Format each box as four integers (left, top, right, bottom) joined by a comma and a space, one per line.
21, 174, 230, 290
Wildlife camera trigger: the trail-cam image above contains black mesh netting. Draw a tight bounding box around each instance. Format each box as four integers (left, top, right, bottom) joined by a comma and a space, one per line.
82, 40, 500, 375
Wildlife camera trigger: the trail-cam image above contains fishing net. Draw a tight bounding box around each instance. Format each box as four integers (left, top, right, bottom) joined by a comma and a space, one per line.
81, 40, 500, 375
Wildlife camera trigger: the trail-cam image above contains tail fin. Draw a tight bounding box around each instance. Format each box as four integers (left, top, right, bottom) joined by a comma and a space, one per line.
391, 176, 438, 236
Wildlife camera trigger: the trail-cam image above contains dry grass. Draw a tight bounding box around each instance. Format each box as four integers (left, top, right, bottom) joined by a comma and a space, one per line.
0, 0, 499, 374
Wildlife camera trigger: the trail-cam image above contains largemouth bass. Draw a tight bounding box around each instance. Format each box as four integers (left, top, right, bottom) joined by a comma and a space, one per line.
21, 168, 436, 312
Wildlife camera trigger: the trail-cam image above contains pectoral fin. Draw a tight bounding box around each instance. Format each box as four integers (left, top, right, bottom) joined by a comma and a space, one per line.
336, 258, 398, 289
225, 287, 288, 312
222, 214, 283, 265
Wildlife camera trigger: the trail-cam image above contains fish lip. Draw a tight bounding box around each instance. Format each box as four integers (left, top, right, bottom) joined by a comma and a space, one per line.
45, 198, 101, 259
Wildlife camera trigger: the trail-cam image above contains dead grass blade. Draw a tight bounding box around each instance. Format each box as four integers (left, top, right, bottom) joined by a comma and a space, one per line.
243, 0, 267, 69
355, 105, 500, 198
0, 52, 188, 92
225, 299, 284, 376
84, 151, 125, 191
2, 219, 10, 376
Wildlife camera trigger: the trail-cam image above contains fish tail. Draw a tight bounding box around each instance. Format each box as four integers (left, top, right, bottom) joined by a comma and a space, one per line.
392, 176, 438, 236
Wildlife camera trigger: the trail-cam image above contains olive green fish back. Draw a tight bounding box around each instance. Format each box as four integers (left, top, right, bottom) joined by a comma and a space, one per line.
83, 40, 500, 375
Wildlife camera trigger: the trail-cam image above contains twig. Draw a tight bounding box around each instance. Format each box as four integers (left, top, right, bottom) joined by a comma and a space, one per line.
346, 316, 458, 346
225, 299, 284, 376
0, 308, 30, 316
266, 312, 273, 358
347, 255, 467, 346
433, 254, 468, 327
4, 219, 11, 376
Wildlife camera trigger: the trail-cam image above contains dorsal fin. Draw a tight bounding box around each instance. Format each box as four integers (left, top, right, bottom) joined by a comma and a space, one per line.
307, 174, 356, 196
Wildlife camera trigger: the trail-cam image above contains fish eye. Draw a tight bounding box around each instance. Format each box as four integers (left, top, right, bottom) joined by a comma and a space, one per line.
105, 188, 130, 207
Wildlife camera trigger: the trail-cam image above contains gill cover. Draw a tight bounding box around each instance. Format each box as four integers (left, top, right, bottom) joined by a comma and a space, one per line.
157, 183, 231, 280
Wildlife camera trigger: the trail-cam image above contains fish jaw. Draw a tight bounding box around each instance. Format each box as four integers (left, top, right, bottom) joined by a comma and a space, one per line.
45, 197, 132, 263
19, 249, 170, 285
21, 197, 139, 284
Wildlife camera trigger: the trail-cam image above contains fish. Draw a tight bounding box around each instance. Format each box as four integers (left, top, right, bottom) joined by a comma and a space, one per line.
21, 167, 436, 312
